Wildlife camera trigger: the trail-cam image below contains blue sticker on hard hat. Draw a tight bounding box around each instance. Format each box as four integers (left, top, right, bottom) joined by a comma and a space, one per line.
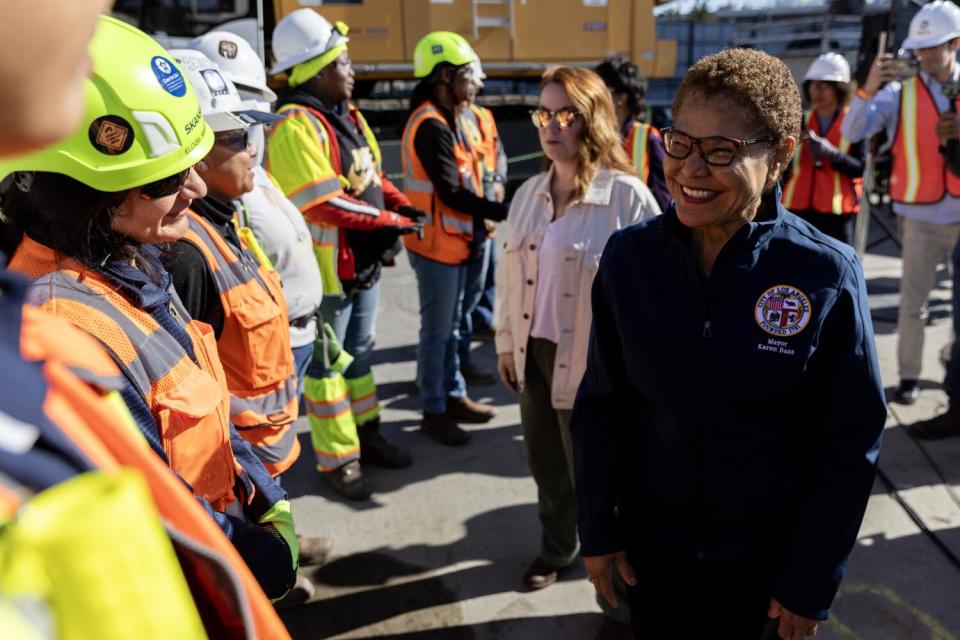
151, 56, 187, 97
432, 45, 443, 54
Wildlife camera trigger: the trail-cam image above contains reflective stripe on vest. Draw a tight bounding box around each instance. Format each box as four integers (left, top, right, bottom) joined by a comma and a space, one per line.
182, 212, 300, 476
782, 108, 861, 215
274, 105, 344, 211
401, 101, 478, 265
891, 76, 960, 204
273, 105, 345, 299
25, 331, 289, 639
11, 237, 238, 512
626, 121, 651, 183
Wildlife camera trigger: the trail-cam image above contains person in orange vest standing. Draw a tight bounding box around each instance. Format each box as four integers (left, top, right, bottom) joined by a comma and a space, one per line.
843, 0, 960, 405
783, 53, 864, 245
457, 61, 506, 385
163, 49, 301, 478
403, 32, 509, 445
595, 55, 671, 213
0, 10, 291, 638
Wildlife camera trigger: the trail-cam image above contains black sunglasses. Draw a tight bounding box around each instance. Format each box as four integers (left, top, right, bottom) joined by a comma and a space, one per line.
139, 167, 190, 199
661, 127, 775, 167
214, 128, 250, 152
530, 107, 582, 130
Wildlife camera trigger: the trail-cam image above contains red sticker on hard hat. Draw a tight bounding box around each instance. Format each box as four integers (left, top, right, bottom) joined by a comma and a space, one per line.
89, 116, 135, 156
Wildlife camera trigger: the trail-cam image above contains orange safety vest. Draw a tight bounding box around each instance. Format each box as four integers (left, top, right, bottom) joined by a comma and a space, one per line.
401, 101, 481, 265
18, 307, 291, 640
624, 121, 658, 184
181, 211, 300, 476
10, 237, 239, 511
890, 75, 960, 204
461, 104, 499, 176
782, 108, 862, 215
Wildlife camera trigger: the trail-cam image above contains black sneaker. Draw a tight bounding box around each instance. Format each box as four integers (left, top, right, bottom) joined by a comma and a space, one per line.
421, 412, 471, 446
894, 379, 920, 405
359, 418, 413, 468
323, 460, 372, 501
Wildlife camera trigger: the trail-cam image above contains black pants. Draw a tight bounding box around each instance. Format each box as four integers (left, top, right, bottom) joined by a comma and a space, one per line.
627, 542, 779, 639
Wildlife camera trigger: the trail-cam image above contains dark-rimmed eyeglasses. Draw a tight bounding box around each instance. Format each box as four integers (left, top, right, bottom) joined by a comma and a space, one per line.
139, 167, 190, 199
214, 128, 250, 152
530, 107, 581, 130
661, 127, 775, 167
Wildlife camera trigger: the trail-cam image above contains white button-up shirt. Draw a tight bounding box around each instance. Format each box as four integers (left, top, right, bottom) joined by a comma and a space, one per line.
495, 166, 661, 409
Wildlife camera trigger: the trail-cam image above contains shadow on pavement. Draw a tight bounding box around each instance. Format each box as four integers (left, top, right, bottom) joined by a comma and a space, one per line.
280, 502, 588, 639
345, 613, 603, 640
283, 417, 530, 502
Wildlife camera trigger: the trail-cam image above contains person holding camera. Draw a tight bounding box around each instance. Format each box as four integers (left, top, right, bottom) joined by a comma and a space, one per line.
842, 0, 960, 406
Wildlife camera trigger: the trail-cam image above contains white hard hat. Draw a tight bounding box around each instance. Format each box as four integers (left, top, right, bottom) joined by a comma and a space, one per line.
270, 9, 349, 74
168, 49, 282, 132
189, 31, 278, 103
903, 0, 960, 49
804, 53, 851, 83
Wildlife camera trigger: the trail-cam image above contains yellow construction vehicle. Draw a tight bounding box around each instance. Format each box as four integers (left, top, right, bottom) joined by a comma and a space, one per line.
113, 0, 675, 80
112, 0, 675, 184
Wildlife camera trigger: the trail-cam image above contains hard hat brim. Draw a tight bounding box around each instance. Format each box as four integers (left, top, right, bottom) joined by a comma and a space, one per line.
269, 35, 349, 74
903, 32, 960, 49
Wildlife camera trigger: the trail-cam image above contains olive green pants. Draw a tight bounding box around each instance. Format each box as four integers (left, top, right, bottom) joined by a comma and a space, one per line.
519, 337, 579, 567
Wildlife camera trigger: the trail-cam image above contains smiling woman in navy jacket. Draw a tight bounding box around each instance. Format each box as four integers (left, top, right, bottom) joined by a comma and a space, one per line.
571, 49, 886, 640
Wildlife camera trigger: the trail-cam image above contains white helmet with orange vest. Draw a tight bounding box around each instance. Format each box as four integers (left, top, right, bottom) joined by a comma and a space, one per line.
803, 53, 851, 84
902, 0, 960, 50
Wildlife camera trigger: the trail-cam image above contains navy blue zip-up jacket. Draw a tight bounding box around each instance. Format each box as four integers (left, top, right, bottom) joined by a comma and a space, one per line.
571, 190, 885, 621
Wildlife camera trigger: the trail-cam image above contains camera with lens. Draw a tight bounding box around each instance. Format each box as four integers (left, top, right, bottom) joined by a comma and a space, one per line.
890, 57, 919, 80
942, 81, 960, 99
940, 82, 960, 176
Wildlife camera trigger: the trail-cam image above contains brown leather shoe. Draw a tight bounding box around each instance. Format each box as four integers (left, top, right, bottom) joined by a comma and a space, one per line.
323, 460, 372, 501
523, 558, 564, 590
446, 395, 496, 424
421, 412, 471, 446
296, 535, 334, 567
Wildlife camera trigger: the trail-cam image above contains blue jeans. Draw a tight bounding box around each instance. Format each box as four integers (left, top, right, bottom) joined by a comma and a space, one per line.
458, 238, 492, 367
946, 241, 960, 402
472, 239, 497, 333
292, 341, 314, 407
408, 251, 468, 414
319, 280, 380, 380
